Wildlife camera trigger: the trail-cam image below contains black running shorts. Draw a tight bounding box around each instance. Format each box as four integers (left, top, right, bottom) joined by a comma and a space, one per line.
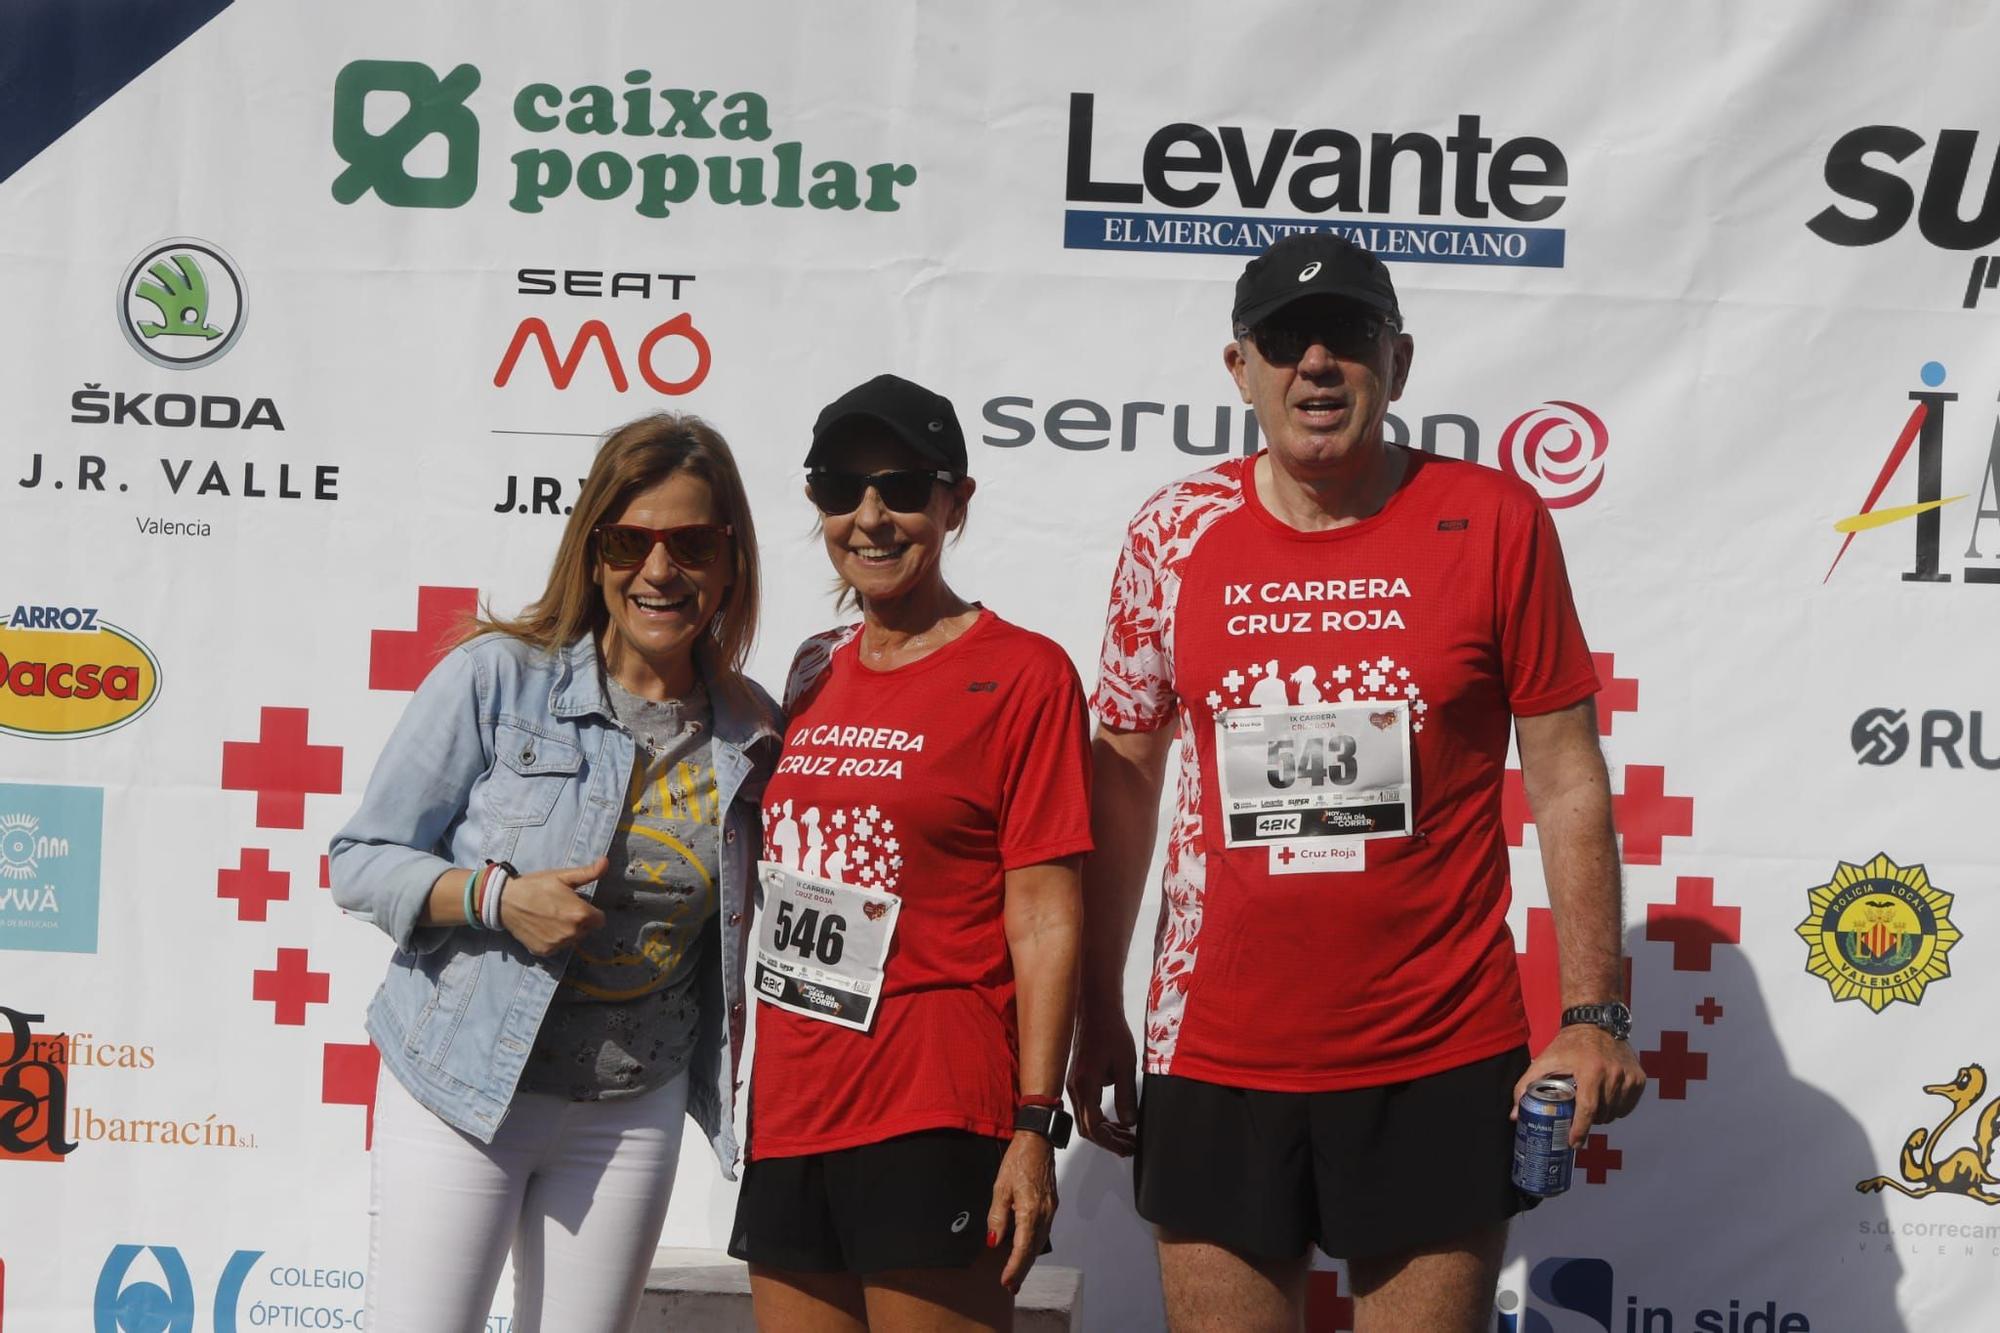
729, 1129, 1006, 1273
1134, 1046, 1536, 1261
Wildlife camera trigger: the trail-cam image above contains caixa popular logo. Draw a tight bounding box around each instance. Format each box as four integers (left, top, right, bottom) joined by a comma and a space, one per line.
1497, 1256, 1813, 1332
0, 606, 160, 739
330, 60, 916, 219
1063, 93, 1568, 266
93, 1245, 260, 1333
1807, 125, 2000, 308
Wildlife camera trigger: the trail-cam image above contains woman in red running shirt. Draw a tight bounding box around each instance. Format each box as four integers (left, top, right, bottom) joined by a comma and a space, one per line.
729, 375, 1092, 1331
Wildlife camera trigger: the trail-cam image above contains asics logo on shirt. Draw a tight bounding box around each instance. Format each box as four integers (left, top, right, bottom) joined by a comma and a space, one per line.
950, 1210, 972, 1233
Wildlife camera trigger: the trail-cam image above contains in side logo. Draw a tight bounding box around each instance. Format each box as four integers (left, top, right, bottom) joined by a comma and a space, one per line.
1851, 707, 1998, 769
1496, 1256, 1812, 1332
1797, 852, 1960, 1013
0, 783, 104, 953
118, 239, 246, 370
1823, 361, 2000, 585
1856, 1063, 2000, 1205
330, 60, 482, 208
94, 1245, 261, 1333
1062, 93, 1567, 266
1807, 124, 2000, 308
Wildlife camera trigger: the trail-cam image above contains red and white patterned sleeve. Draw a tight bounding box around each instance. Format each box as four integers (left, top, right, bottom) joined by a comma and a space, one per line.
782, 625, 860, 714
1091, 504, 1177, 732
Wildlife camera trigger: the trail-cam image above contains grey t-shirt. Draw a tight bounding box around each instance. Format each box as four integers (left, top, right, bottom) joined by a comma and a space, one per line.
521, 674, 720, 1101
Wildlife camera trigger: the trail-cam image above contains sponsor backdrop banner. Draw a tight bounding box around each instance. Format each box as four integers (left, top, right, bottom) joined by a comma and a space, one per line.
3, 2, 1996, 1328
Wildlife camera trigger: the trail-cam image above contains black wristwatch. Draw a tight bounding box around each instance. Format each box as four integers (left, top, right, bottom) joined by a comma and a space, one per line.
1560, 1001, 1633, 1042
1013, 1102, 1074, 1148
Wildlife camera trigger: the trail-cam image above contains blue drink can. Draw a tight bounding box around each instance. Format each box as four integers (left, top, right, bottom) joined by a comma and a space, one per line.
1511, 1075, 1576, 1197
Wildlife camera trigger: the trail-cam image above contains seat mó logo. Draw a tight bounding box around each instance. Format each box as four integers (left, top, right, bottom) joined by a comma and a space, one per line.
117, 239, 246, 370
1063, 93, 1567, 266
1852, 707, 1998, 769
331, 60, 917, 219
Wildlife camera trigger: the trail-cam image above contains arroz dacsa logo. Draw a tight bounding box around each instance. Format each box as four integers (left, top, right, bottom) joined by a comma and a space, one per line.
0, 605, 161, 739
1797, 852, 1960, 1012
117, 239, 246, 370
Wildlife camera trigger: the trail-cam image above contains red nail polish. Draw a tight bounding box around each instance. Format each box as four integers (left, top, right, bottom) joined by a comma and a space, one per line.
987, 1230, 998, 1247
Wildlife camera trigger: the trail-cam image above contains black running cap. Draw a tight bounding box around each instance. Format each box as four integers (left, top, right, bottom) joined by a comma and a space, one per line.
806, 374, 967, 474
1231, 233, 1401, 330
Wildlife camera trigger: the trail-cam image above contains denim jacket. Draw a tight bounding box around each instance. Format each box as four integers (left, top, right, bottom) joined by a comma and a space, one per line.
328, 633, 779, 1173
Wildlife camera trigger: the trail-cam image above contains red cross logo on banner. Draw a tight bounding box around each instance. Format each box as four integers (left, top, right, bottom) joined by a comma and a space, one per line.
222, 708, 343, 830
370, 585, 480, 692
217, 848, 291, 922
1305, 1270, 1355, 1332
1612, 765, 1692, 865
1501, 767, 1531, 847
1574, 1133, 1624, 1184
253, 948, 331, 1025
322, 1041, 382, 1149
1645, 876, 1741, 972
1591, 652, 1638, 735
1639, 1030, 1709, 1100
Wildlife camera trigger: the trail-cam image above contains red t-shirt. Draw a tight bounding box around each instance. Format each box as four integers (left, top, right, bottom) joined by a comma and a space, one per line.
1093, 450, 1598, 1092
749, 610, 1093, 1158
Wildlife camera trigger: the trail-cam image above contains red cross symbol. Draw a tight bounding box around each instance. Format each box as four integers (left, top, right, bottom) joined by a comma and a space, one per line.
1501, 767, 1531, 847
253, 948, 330, 1025
222, 708, 343, 830
1591, 653, 1638, 736
1573, 1132, 1624, 1184
1612, 765, 1692, 866
1645, 876, 1740, 972
1695, 997, 1724, 1025
217, 848, 290, 922
322, 1041, 381, 1149
1515, 907, 1633, 1052
1639, 1030, 1708, 1100
370, 586, 480, 692
319, 855, 331, 890
1277, 845, 1297, 866
1305, 1269, 1355, 1332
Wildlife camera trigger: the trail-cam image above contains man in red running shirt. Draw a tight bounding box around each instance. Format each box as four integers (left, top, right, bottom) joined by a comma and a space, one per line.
1069, 233, 1646, 1332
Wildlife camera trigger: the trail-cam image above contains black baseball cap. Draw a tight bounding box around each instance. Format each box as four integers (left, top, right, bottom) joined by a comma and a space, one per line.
1231, 233, 1401, 331
806, 374, 967, 474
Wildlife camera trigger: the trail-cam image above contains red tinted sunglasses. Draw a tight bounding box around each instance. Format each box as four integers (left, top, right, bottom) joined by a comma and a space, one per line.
593, 523, 733, 569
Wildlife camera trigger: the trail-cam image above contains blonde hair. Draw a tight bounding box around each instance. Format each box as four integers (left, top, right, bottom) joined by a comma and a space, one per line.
472, 413, 761, 710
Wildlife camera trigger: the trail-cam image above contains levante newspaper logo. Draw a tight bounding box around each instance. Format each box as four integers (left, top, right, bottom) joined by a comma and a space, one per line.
1796, 853, 1960, 1013
1062, 93, 1569, 265
330, 60, 916, 218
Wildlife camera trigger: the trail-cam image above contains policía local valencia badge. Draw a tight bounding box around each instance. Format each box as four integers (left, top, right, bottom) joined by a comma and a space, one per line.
1797, 853, 1960, 1013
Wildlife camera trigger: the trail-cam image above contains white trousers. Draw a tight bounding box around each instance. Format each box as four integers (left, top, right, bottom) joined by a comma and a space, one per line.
365, 1066, 689, 1333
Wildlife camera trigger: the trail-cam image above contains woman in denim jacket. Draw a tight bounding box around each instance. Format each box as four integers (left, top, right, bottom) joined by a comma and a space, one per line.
329, 415, 779, 1333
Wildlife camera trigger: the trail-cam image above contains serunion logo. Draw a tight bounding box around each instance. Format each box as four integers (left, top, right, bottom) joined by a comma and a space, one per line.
330, 60, 482, 209
1498, 400, 1609, 508
117, 239, 246, 370
1852, 708, 1910, 765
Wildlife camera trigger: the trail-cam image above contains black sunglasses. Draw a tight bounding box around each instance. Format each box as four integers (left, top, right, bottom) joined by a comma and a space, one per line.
806, 468, 956, 515
594, 523, 732, 569
1239, 311, 1396, 366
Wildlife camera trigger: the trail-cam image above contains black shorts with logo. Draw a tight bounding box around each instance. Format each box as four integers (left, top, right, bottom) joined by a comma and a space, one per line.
729, 1129, 1005, 1273
1134, 1046, 1536, 1262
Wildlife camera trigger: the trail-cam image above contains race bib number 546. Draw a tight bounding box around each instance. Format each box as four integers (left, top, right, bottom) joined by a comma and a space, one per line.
753, 862, 901, 1032
1214, 698, 1413, 848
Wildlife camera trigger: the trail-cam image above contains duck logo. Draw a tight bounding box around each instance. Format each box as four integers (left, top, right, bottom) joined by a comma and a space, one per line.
1857, 1064, 2000, 1205
1796, 853, 1960, 1012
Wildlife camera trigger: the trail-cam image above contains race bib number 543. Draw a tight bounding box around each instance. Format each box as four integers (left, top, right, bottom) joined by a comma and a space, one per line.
753, 862, 901, 1032
1214, 698, 1413, 848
